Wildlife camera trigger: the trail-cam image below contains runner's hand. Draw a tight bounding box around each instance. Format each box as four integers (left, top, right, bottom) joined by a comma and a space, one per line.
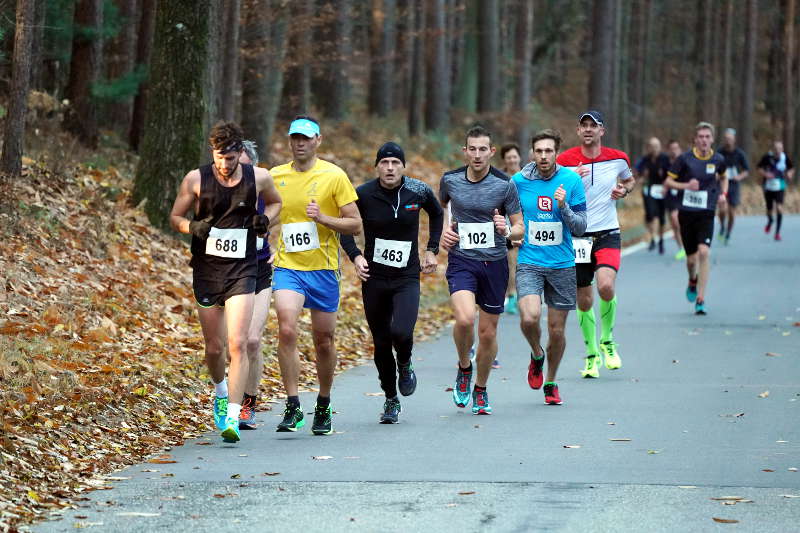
253, 214, 269, 236
610, 183, 628, 199
267, 252, 275, 265
554, 184, 566, 208
493, 209, 507, 234
687, 178, 700, 191
441, 222, 459, 250
422, 250, 438, 274
575, 163, 590, 178
718, 194, 728, 207
306, 199, 321, 221
354, 255, 370, 281
189, 216, 213, 240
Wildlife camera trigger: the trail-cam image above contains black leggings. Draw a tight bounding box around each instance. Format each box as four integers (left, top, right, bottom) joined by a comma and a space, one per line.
362, 276, 420, 398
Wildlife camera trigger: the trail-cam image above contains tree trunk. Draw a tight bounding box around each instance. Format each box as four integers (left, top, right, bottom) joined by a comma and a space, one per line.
368, 0, 397, 117
513, 0, 533, 149
0, 0, 36, 181
63, 0, 103, 148
240, 0, 289, 164
329, 0, 352, 120
425, 0, 447, 130
476, 0, 499, 113
408, 0, 425, 135
783, 0, 796, 152
29, 0, 46, 90
203, 0, 223, 148
740, 0, 757, 159
220, 0, 240, 121
694, 0, 713, 122
132, 0, 213, 228
449, 0, 466, 107
588, 0, 614, 117
720, 0, 734, 130
454, 0, 477, 112
129, 0, 157, 151
280, 0, 313, 118
104, 0, 139, 134
394, 0, 414, 111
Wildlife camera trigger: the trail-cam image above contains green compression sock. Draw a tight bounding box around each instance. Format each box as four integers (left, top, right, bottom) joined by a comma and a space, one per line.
599, 296, 617, 343
577, 308, 599, 356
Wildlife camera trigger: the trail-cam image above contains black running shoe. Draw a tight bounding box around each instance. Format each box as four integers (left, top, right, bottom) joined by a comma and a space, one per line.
398, 362, 417, 396
380, 397, 401, 424
276, 403, 304, 432
311, 404, 333, 435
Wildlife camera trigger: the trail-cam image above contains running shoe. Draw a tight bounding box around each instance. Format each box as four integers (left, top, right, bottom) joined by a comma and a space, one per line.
213, 396, 228, 430
695, 300, 707, 315
580, 354, 600, 379
471, 388, 492, 415
764, 223, 772, 234
775, 233, 782, 241
658, 239, 664, 255
674, 249, 686, 260
276, 403, 305, 432
221, 417, 241, 443
686, 282, 698, 303
600, 341, 622, 370
380, 397, 401, 424
239, 396, 256, 430
718, 225, 725, 237
543, 383, 562, 405
453, 365, 472, 408
527, 351, 545, 390
311, 404, 333, 435
492, 359, 501, 369
506, 294, 518, 315
398, 362, 417, 396
648, 240, 655, 251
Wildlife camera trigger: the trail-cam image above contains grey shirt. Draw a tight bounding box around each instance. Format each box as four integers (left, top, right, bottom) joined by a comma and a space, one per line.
439, 165, 521, 261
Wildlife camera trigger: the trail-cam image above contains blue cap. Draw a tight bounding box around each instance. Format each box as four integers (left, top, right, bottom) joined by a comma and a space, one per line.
288, 118, 320, 138
579, 110, 604, 126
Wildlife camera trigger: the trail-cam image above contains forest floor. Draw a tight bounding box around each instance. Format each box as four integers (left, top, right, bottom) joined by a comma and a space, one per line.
0, 121, 797, 531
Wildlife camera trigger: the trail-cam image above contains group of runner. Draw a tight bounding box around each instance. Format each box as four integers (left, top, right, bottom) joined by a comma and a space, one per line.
170, 111, 792, 442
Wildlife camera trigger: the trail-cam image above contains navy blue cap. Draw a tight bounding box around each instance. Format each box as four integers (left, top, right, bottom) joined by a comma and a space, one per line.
579, 110, 605, 126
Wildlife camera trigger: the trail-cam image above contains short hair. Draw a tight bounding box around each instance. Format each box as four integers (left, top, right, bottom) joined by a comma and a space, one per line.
209, 121, 244, 152
695, 121, 715, 137
530, 129, 562, 152
666, 139, 679, 146
465, 124, 493, 146
293, 114, 320, 126
242, 140, 259, 165
500, 143, 521, 159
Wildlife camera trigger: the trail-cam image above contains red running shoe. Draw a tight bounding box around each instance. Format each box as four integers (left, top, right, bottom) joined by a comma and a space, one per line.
775, 233, 782, 241
543, 383, 562, 405
527, 351, 545, 390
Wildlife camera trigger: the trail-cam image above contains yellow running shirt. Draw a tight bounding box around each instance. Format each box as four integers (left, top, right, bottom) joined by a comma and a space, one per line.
271, 158, 358, 271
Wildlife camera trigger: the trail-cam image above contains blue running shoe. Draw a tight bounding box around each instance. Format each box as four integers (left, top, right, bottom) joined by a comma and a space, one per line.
685, 282, 697, 303
453, 365, 472, 408
221, 417, 240, 443
695, 300, 707, 315
471, 388, 492, 415
213, 396, 228, 430
398, 362, 417, 396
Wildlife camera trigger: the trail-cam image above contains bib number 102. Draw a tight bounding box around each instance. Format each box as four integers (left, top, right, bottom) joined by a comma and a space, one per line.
466, 232, 487, 246
287, 232, 311, 248
215, 239, 238, 253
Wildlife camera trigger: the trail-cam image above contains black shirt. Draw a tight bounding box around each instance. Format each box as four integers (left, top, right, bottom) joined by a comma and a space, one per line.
341, 176, 444, 279
635, 153, 671, 186
716, 146, 750, 179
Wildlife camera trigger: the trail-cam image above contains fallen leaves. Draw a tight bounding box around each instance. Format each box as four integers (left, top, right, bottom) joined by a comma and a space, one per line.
758, 391, 770, 399
712, 517, 739, 524
765, 352, 782, 357
458, 491, 476, 496
563, 445, 581, 449
262, 472, 280, 476
609, 438, 632, 442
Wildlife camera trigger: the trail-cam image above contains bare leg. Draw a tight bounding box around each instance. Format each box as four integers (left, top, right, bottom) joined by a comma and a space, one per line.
474, 309, 500, 387
545, 309, 569, 382
275, 289, 305, 397
670, 210, 683, 250
310, 309, 338, 398
695, 244, 711, 302
223, 293, 254, 405
197, 305, 226, 385
518, 294, 544, 356
245, 287, 271, 396
451, 290, 477, 368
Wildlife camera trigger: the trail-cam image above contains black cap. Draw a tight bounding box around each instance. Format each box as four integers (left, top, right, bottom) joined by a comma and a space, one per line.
578, 110, 604, 126
375, 141, 406, 166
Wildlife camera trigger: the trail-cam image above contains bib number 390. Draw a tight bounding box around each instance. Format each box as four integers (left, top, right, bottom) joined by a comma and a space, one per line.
282, 222, 320, 252
458, 222, 494, 250
682, 190, 708, 209
206, 227, 247, 259
373, 238, 412, 268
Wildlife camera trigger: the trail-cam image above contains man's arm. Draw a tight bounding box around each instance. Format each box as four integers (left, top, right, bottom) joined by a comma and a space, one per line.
255, 168, 282, 226
508, 211, 524, 242
169, 170, 200, 234
423, 186, 445, 253
340, 233, 363, 261
311, 201, 362, 235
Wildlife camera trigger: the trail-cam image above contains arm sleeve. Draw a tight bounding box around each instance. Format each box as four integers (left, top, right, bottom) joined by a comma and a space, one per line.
561, 178, 587, 236
787, 156, 794, 171
422, 184, 444, 251
340, 233, 362, 262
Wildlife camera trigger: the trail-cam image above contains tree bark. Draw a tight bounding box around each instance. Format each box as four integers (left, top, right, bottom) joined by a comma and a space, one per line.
720, 0, 734, 129
408, 0, 425, 135
449, 0, 466, 107
0, 0, 36, 181
783, 0, 796, 152
329, 0, 352, 120
476, 0, 499, 113
280, 0, 313, 118
129, 0, 157, 151
513, 0, 533, 149
394, 0, 414, 110
454, 0, 477, 112
104, 0, 139, 134
203, 0, 223, 148
425, 0, 448, 130
220, 0, 240, 121
588, 0, 614, 118
63, 0, 103, 148
29, 0, 46, 90
368, 0, 397, 117
740, 0, 757, 159
132, 0, 213, 228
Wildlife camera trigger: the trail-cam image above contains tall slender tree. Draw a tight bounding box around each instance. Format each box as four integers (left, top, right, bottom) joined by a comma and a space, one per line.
740, 0, 757, 158
513, 0, 533, 149
29, 0, 46, 90
425, 0, 448, 130
408, 0, 426, 135
129, 0, 157, 151
329, 0, 352, 120
720, 0, 734, 129
368, 0, 397, 117
476, 0, 499, 113
104, 0, 139, 133
219, 0, 240, 121
454, 0, 478, 112
588, 0, 614, 119
783, 0, 796, 152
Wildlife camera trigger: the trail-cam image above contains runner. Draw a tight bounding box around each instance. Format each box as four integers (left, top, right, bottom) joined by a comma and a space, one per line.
237, 140, 273, 430
341, 142, 444, 423
270, 116, 361, 435
169, 122, 282, 442
757, 140, 795, 241
513, 129, 586, 405
715, 128, 750, 245
556, 110, 634, 379
634, 137, 670, 254
439, 125, 523, 414
664, 122, 727, 315
664, 139, 686, 259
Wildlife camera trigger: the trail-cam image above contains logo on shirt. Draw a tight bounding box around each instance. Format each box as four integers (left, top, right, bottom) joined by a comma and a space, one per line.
705, 163, 716, 174
404, 204, 420, 211
538, 196, 553, 212
307, 182, 318, 196
238, 201, 246, 207
280, 180, 286, 187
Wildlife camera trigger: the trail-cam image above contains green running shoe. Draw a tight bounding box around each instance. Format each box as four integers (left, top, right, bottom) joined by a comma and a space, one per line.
580, 354, 600, 378
221, 417, 240, 443
213, 396, 228, 430
380, 397, 401, 424
674, 249, 686, 260
311, 404, 333, 435
600, 341, 622, 370
276, 403, 305, 432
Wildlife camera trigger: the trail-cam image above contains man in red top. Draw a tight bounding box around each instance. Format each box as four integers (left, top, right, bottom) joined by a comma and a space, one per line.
556, 111, 635, 379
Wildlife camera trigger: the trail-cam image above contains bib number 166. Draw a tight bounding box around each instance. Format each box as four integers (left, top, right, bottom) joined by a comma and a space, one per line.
286, 232, 311, 248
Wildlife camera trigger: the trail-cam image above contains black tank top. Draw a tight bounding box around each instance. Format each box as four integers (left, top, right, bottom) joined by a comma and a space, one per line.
190, 163, 257, 280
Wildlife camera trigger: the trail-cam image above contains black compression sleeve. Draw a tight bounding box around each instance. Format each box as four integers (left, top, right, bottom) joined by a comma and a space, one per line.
423, 186, 444, 252
340, 233, 362, 262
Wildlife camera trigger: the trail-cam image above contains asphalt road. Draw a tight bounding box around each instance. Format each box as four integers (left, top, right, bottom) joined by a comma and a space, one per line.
36, 216, 800, 532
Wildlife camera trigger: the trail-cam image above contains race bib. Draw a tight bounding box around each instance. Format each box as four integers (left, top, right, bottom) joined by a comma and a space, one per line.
705, 163, 716, 174
282, 222, 320, 252
682, 190, 708, 209
373, 238, 412, 268
765, 178, 782, 192
650, 184, 664, 199
459, 222, 494, 250
670, 188, 679, 197
573, 238, 592, 264
726, 166, 737, 180
257, 237, 265, 251
528, 221, 562, 246
206, 227, 247, 259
